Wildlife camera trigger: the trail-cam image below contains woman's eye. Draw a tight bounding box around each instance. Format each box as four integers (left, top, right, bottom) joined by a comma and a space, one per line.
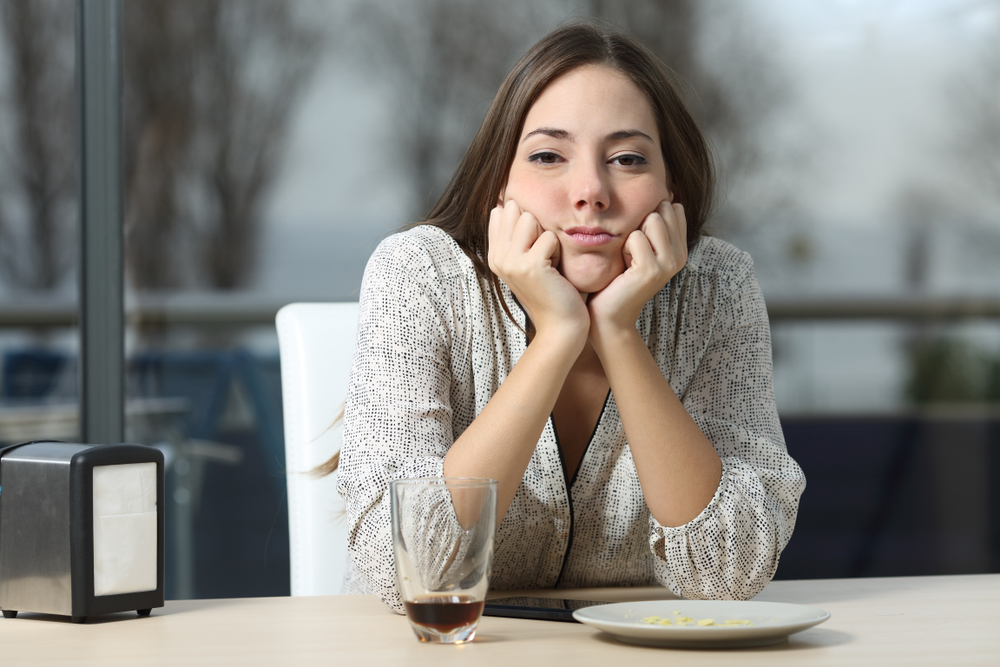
612, 154, 647, 167
528, 151, 562, 164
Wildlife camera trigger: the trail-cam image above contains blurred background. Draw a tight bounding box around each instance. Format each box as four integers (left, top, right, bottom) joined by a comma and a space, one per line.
0, 0, 998, 598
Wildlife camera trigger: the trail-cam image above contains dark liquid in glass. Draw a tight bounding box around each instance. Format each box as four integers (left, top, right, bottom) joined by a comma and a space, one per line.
404, 596, 485, 633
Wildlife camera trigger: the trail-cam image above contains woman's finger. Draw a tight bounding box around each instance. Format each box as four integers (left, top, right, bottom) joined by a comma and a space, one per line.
640, 210, 669, 256
487, 205, 507, 271
625, 228, 655, 270
667, 202, 687, 250
488, 204, 504, 245
509, 209, 542, 255
501, 199, 523, 238
489, 201, 525, 267
526, 228, 560, 267
643, 201, 687, 264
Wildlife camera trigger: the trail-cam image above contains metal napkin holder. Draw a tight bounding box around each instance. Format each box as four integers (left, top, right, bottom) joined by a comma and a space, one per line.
0, 441, 164, 623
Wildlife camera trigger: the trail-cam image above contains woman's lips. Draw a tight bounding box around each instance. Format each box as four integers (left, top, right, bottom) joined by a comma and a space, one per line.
564, 226, 616, 247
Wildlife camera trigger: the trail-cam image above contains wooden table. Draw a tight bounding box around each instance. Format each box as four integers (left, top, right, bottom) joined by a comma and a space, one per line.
1, 574, 997, 666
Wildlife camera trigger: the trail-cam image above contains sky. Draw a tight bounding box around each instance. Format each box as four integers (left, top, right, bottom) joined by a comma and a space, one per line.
756, 0, 998, 220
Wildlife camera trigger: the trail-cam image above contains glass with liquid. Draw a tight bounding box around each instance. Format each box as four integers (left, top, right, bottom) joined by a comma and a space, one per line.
391, 477, 497, 644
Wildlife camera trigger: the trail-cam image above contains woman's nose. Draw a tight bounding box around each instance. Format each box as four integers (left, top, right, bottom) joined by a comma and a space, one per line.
570, 159, 609, 212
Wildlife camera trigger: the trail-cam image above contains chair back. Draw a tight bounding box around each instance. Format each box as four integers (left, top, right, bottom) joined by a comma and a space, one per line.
276, 302, 359, 596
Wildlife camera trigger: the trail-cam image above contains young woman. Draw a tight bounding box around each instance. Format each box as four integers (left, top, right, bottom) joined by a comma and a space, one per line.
335, 20, 805, 612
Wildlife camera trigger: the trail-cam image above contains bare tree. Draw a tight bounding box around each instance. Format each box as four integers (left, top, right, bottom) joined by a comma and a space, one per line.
955, 12, 1000, 201
951, 8, 1000, 265
348, 0, 557, 218
898, 188, 939, 293
124, 1, 201, 290
188, 2, 325, 289
124, 0, 325, 291
0, 1, 324, 296
0, 0, 76, 293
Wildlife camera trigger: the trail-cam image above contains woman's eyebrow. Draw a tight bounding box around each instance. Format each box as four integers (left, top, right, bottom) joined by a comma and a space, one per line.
522, 127, 571, 142
520, 128, 654, 144
607, 129, 654, 144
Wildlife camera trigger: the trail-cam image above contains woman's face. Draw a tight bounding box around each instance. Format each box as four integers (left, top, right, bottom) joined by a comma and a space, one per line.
503, 65, 671, 294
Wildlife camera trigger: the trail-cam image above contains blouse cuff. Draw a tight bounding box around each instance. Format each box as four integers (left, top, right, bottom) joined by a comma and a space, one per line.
647, 459, 732, 538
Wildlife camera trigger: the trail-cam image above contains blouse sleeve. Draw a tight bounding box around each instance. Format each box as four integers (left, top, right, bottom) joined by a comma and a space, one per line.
647, 260, 805, 600
336, 235, 462, 613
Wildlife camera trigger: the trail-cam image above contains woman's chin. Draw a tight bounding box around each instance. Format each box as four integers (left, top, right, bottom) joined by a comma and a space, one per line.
562, 270, 618, 295
559, 255, 625, 294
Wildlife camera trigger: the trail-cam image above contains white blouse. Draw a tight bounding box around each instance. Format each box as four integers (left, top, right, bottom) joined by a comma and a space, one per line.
337, 224, 805, 612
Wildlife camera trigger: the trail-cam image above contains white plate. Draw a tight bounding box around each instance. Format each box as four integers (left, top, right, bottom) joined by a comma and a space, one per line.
573, 600, 830, 649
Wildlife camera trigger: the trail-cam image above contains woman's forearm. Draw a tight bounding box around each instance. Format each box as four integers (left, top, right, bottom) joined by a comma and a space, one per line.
594, 327, 722, 527
443, 327, 584, 524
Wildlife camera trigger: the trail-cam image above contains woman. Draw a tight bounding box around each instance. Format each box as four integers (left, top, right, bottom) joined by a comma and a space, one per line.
336, 20, 805, 612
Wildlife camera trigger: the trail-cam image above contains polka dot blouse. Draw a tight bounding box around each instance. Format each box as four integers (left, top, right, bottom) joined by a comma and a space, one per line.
337, 225, 805, 613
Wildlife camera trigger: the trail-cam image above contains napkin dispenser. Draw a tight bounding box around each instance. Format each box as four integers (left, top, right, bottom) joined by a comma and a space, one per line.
0, 441, 164, 623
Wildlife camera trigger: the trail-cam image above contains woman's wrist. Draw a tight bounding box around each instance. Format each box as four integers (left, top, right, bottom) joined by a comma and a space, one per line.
531, 318, 589, 360
589, 317, 643, 361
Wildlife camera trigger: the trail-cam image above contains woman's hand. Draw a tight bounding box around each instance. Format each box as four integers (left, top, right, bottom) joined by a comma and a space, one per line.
488, 200, 589, 346
587, 201, 688, 347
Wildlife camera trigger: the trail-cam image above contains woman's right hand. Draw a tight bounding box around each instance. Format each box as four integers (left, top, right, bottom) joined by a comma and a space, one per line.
488, 200, 589, 346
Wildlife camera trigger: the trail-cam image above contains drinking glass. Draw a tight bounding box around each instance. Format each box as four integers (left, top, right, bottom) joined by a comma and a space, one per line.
391, 477, 497, 644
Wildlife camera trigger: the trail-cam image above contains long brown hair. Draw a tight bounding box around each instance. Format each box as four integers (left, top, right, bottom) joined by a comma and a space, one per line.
314, 19, 716, 476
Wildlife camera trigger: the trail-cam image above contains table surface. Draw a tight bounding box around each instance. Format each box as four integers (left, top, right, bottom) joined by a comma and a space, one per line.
1, 574, 997, 666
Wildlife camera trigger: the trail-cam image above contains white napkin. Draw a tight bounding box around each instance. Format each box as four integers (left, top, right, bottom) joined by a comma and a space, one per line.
92, 462, 158, 596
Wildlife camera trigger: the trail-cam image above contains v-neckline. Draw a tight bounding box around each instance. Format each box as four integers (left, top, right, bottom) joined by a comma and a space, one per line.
506, 286, 610, 485
552, 386, 611, 486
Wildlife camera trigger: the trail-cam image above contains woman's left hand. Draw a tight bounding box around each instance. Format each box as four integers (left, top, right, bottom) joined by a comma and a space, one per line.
587, 201, 688, 345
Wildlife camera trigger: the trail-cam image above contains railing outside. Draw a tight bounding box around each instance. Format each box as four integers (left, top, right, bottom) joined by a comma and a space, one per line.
2, 295, 1000, 327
